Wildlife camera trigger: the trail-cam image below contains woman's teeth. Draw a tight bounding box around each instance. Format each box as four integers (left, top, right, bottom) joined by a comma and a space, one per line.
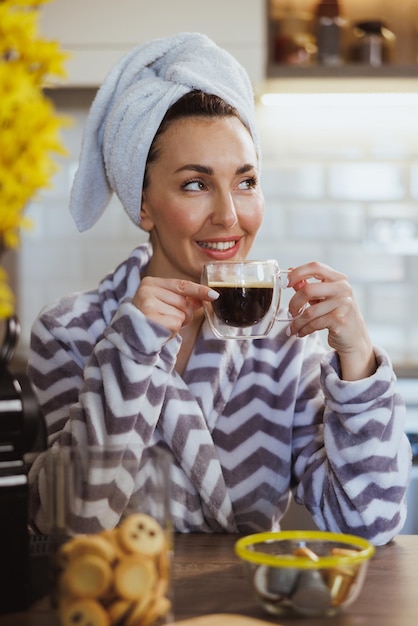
198, 241, 237, 251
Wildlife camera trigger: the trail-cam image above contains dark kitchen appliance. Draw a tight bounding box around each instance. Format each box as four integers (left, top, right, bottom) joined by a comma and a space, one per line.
0, 316, 46, 613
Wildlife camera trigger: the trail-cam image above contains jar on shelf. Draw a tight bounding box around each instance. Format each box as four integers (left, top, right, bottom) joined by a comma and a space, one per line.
314, 0, 346, 66
349, 20, 396, 66
270, 5, 317, 66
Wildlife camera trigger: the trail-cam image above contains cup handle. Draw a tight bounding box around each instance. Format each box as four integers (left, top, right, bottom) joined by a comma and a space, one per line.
275, 269, 308, 322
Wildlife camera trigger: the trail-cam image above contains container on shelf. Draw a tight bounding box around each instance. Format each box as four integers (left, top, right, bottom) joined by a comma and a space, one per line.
270, 6, 317, 66
314, 0, 346, 66
349, 20, 396, 66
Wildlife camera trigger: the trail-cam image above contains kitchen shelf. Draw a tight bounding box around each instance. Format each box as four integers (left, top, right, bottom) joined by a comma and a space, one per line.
261, 63, 418, 94
266, 1, 418, 88
258, 75, 418, 96
267, 63, 418, 79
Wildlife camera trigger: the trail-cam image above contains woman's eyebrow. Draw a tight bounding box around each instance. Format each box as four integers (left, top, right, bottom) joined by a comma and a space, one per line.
236, 163, 256, 175
174, 163, 256, 175
175, 164, 213, 175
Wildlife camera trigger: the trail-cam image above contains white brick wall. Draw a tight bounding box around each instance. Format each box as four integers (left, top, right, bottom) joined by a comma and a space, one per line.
252, 92, 418, 369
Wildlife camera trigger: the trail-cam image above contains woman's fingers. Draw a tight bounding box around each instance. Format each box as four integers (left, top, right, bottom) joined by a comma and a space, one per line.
133, 277, 218, 334
286, 262, 368, 352
288, 261, 347, 287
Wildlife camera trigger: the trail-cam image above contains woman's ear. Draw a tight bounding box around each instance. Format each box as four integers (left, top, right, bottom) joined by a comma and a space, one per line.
139, 192, 154, 232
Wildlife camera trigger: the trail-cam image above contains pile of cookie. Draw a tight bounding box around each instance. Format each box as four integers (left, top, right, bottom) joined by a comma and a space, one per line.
54, 513, 171, 626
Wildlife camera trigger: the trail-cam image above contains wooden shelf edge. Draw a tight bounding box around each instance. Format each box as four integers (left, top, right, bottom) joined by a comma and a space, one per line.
267, 63, 418, 79
258, 73, 418, 94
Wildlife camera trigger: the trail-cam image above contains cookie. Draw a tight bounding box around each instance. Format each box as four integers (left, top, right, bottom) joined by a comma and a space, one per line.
65, 553, 113, 599
100, 529, 125, 561
139, 595, 172, 626
117, 513, 166, 557
114, 554, 157, 601
107, 598, 133, 625
123, 592, 154, 626
63, 534, 117, 564
60, 598, 110, 626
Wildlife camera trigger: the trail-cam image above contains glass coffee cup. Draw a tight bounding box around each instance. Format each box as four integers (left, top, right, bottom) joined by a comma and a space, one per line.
201, 260, 303, 339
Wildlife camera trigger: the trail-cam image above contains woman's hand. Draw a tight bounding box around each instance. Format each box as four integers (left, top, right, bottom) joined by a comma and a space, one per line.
287, 262, 376, 381
133, 276, 218, 338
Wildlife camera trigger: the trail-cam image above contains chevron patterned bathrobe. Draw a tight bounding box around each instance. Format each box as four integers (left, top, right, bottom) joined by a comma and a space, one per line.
27, 244, 411, 545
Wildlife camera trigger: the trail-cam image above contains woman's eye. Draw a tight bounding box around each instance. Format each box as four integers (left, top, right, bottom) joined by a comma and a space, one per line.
183, 179, 205, 191
238, 176, 258, 190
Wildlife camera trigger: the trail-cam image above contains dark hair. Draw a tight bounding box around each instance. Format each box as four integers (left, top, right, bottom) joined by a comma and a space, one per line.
143, 90, 248, 189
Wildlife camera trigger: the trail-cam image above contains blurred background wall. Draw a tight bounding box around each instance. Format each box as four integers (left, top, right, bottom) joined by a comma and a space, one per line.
10, 0, 418, 377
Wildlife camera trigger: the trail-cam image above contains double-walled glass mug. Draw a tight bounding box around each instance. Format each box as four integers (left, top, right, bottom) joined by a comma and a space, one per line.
201, 260, 302, 339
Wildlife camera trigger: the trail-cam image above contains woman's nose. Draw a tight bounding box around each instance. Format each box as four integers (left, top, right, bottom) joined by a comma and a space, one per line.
210, 194, 238, 229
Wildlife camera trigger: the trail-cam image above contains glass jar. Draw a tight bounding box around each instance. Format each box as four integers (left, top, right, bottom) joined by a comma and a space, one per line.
271, 9, 317, 66
44, 444, 173, 626
350, 20, 396, 66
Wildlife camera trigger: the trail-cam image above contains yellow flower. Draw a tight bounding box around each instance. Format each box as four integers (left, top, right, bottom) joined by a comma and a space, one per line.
0, 267, 15, 319
0, 0, 68, 319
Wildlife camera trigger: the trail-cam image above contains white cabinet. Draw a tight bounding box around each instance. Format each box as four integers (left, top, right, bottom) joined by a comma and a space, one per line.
39, 0, 265, 86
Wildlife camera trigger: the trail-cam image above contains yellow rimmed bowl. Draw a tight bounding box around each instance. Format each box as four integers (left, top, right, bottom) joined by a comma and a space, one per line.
235, 530, 375, 617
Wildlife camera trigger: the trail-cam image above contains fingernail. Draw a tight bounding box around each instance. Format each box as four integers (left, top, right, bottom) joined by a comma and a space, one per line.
208, 288, 220, 300
286, 326, 292, 337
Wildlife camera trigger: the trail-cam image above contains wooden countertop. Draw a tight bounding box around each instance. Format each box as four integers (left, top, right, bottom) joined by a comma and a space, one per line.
0, 533, 417, 625
171, 533, 418, 625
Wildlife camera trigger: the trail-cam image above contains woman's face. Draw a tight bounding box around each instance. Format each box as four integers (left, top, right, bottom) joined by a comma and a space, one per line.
141, 115, 264, 281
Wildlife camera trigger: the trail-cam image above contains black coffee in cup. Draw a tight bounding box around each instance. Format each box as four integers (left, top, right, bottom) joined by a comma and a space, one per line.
210, 283, 273, 327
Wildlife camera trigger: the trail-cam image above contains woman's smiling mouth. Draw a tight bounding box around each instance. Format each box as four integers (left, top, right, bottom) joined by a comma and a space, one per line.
197, 240, 238, 251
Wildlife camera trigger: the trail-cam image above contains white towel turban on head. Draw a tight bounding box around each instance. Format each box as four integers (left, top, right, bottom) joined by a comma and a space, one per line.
69, 32, 261, 232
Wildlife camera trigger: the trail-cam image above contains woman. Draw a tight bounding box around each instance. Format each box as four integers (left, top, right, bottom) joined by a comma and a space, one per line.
27, 33, 411, 544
